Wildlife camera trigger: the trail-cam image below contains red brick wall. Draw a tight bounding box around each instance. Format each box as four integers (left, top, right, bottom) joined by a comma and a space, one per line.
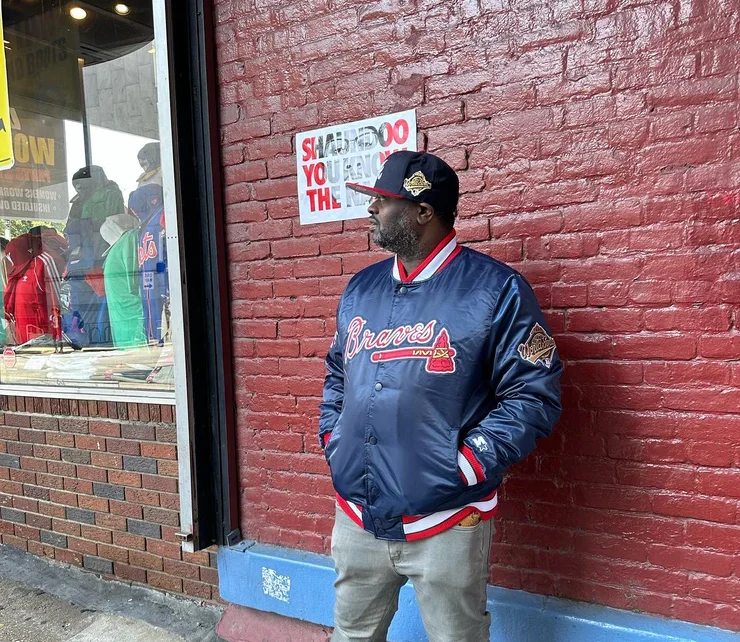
0, 396, 219, 601
216, 0, 740, 630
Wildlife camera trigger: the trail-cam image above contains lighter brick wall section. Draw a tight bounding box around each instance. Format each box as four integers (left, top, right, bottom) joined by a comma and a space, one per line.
0, 397, 219, 603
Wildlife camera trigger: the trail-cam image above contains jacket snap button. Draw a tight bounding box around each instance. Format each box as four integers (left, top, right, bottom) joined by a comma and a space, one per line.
368, 436, 377, 445
376, 527, 386, 536
399, 286, 408, 294
374, 382, 383, 391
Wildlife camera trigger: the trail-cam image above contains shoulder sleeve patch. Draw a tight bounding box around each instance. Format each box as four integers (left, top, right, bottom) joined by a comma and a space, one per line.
517, 323, 556, 369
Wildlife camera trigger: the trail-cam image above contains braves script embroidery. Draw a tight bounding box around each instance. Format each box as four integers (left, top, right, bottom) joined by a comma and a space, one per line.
345, 316, 456, 373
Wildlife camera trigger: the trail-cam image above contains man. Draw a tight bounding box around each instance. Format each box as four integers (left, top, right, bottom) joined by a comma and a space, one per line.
319, 151, 562, 642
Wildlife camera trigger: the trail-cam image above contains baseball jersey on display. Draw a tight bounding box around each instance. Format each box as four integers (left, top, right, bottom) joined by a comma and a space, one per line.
138, 210, 168, 343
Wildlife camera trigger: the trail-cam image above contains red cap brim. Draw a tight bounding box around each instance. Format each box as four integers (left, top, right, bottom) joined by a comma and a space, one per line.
345, 182, 405, 200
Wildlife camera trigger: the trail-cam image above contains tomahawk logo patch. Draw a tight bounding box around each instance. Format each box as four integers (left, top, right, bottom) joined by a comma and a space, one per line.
371, 328, 456, 373
517, 323, 556, 369
345, 317, 456, 373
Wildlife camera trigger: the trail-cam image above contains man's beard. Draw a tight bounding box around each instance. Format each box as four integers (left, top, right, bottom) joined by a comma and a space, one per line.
372, 212, 420, 258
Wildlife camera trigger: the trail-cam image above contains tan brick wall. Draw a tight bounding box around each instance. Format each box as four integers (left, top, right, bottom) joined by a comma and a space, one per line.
0, 395, 220, 602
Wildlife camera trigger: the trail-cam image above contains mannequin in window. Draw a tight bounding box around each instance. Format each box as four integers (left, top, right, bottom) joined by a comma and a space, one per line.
4, 227, 67, 345
128, 143, 164, 224
128, 143, 168, 344
64, 165, 125, 347
135, 142, 162, 189
100, 213, 146, 349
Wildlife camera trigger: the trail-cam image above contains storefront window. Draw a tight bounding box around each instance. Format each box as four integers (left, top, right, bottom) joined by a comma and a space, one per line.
0, 1, 174, 396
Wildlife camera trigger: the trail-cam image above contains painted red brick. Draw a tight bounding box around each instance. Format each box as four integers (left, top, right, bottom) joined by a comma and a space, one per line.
217, 0, 740, 631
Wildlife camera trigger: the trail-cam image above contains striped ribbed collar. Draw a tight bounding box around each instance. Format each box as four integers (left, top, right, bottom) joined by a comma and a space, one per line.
392, 230, 460, 283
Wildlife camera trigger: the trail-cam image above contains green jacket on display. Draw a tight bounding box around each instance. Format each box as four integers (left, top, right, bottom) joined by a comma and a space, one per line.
103, 228, 146, 349
81, 182, 125, 221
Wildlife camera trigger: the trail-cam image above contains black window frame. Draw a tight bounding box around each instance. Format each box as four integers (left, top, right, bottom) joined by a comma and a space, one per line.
163, 0, 238, 549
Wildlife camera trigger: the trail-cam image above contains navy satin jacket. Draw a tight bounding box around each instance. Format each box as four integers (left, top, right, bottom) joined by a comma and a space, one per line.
319, 232, 562, 541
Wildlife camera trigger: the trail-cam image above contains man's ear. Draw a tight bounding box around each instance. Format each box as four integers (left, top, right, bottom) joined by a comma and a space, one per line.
416, 203, 435, 226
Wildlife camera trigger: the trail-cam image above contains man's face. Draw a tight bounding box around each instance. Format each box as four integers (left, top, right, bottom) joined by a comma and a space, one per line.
367, 195, 420, 257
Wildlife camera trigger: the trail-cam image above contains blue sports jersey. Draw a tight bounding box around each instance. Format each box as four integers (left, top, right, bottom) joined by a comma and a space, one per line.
137, 209, 167, 343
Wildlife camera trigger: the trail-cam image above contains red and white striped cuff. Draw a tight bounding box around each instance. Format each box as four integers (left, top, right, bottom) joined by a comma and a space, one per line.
336, 494, 363, 527
457, 445, 485, 486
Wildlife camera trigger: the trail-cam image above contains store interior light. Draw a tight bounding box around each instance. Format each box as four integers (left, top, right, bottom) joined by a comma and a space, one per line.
114, 3, 130, 15
70, 6, 87, 20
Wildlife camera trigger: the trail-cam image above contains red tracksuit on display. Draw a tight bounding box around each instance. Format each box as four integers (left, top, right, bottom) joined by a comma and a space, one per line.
4, 230, 67, 345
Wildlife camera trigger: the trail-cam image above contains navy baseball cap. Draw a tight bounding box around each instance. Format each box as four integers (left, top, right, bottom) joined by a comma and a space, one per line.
347, 151, 459, 215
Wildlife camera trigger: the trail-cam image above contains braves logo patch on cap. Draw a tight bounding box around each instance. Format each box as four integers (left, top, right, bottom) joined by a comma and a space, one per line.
346, 151, 459, 215
403, 171, 432, 197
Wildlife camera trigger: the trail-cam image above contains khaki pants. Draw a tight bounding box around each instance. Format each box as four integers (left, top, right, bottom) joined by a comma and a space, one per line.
330, 506, 493, 642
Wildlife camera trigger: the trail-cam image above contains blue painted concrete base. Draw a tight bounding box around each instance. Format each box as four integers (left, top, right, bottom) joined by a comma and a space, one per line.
218, 541, 740, 642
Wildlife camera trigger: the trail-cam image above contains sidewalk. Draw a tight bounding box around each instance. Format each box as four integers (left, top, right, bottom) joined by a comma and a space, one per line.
0, 544, 224, 641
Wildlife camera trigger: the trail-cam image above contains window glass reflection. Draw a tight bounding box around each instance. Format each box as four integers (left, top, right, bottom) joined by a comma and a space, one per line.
0, 2, 173, 394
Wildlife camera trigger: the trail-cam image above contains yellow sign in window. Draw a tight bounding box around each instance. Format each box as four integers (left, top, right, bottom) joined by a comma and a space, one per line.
0, 6, 13, 171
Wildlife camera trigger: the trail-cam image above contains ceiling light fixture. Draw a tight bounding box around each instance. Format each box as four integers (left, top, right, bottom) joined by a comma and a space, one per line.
114, 3, 130, 15
70, 6, 87, 20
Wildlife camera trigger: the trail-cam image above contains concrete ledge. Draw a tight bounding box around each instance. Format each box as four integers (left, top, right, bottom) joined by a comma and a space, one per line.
218, 541, 740, 642
217, 604, 331, 642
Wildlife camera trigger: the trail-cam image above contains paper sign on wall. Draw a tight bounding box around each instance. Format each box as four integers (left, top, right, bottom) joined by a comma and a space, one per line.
296, 109, 416, 225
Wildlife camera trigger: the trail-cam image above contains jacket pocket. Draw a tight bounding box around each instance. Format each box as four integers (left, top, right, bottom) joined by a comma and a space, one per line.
324, 414, 344, 462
